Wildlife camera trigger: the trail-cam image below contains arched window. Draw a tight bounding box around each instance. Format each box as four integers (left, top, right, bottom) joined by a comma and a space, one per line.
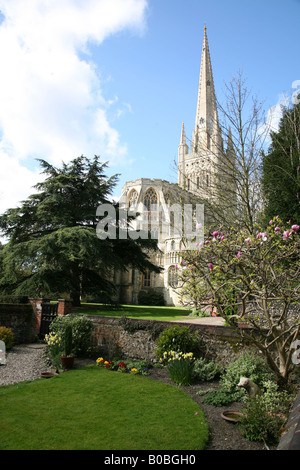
143, 270, 151, 287
144, 188, 158, 227
144, 188, 157, 211
128, 189, 138, 208
168, 265, 178, 288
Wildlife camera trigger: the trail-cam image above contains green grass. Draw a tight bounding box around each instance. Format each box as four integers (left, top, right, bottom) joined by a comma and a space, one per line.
0, 367, 208, 450
73, 303, 192, 321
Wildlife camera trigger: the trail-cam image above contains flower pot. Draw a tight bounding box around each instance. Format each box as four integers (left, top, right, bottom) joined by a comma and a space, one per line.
60, 356, 74, 370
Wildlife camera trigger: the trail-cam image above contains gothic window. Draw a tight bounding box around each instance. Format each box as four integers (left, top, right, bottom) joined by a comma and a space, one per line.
143, 270, 151, 288
164, 192, 172, 206
168, 266, 178, 288
197, 176, 200, 189
151, 227, 159, 240
171, 240, 176, 251
144, 188, 158, 211
128, 189, 138, 208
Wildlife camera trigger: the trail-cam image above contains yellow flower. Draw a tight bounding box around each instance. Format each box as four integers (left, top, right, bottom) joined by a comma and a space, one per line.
131, 368, 138, 374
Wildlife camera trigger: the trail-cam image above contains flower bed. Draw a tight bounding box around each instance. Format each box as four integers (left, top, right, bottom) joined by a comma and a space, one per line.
96, 357, 150, 376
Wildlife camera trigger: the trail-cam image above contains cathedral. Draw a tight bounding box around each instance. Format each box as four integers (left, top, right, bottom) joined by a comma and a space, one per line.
115, 27, 234, 306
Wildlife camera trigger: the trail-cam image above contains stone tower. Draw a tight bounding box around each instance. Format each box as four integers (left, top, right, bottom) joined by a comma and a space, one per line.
178, 27, 223, 200
117, 27, 234, 306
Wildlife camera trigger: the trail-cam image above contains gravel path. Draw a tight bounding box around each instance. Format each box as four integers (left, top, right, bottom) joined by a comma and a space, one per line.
0, 344, 49, 386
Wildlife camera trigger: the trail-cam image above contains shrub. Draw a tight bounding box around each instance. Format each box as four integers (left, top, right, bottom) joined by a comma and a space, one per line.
155, 324, 203, 362
63, 325, 73, 356
198, 388, 235, 407
239, 381, 294, 444
138, 290, 165, 306
220, 351, 273, 394
200, 352, 274, 406
192, 358, 224, 382
0, 326, 14, 349
50, 315, 93, 356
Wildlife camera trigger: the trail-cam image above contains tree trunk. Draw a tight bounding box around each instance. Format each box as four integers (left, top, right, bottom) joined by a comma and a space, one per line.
69, 261, 81, 307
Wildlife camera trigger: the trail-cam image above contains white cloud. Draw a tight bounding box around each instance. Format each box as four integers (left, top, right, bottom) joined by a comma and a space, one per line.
265, 94, 290, 134
259, 94, 290, 149
0, 0, 148, 214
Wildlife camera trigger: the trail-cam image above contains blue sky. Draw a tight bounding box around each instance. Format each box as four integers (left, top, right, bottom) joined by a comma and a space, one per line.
0, 0, 299, 213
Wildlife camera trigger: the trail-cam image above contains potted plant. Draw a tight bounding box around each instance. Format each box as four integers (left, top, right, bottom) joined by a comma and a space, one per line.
60, 325, 74, 370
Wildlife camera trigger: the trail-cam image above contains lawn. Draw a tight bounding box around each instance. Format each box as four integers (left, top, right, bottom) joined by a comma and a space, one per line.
73, 303, 192, 322
0, 366, 209, 450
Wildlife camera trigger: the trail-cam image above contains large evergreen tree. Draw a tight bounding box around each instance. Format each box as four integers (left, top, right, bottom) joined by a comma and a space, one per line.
0, 156, 160, 305
262, 102, 300, 223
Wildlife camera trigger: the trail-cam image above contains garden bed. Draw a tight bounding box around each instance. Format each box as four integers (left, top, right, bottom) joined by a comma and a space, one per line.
146, 366, 274, 451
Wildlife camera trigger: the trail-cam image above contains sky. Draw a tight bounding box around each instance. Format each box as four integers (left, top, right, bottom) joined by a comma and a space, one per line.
0, 0, 299, 215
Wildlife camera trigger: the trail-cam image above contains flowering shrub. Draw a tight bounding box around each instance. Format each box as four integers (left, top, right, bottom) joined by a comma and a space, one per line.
0, 326, 14, 350
45, 332, 62, 370
165, 351, 195, 386
178, 217, 300, 385
96, 357, 149, 376
155, 324, 204, 363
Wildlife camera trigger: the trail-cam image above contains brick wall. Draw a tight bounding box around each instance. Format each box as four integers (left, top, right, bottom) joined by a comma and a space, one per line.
0, 303, 36, 344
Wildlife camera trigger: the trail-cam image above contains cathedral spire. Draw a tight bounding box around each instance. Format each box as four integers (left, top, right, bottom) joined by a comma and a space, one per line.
178, 122, 188, 187
192, 26, 219, 152
180, 122, 187, 146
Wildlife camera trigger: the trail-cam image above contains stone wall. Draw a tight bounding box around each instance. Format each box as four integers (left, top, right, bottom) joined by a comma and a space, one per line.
86, 315, 248, 364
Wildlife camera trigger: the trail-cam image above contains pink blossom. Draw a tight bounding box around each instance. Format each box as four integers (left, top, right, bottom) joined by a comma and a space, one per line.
275, 227, 281, 232
205, 240, 210, 245
220, 236, 225, 241
237, 252, 242, 259
212, 231, 219, 239
209, 263, 213, 271
283, 230, 291, 240
245, 237, 251, 243
292, 224, 300, 232
257, 232, 267, 241
269, 220, 273, 225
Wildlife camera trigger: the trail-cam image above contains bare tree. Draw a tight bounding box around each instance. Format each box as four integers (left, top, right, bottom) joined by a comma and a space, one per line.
175, 71, 269, 234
